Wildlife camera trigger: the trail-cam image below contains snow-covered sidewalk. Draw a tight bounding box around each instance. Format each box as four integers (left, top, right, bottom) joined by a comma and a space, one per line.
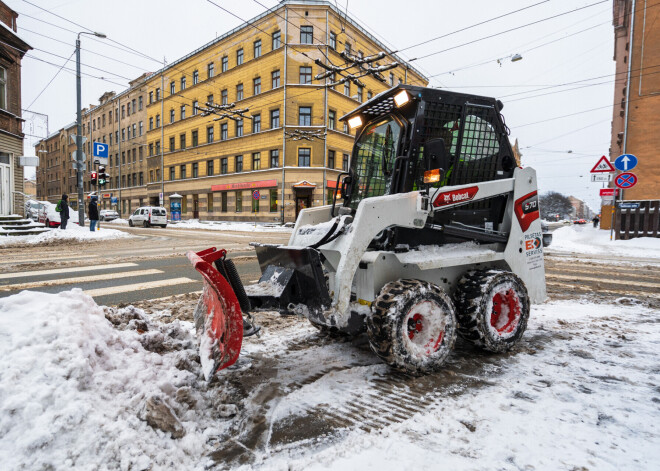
547, 224, 660, 260
0, 289, 658, 470
108, 218, 293, 233
0, 223, 133, 247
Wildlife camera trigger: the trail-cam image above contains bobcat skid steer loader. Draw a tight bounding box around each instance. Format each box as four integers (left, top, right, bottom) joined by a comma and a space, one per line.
188, 85, 546, 380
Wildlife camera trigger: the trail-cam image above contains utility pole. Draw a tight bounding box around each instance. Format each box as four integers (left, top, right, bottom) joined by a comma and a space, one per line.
76, 31, 106, 226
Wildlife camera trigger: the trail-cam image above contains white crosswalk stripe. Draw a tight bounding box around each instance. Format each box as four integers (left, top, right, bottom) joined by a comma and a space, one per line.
0, 263, 139, 280
0, 269, 164, 292
84, 277, 198, 297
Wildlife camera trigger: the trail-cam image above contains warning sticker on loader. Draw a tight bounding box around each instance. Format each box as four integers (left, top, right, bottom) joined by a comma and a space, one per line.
524, 231, 543, 270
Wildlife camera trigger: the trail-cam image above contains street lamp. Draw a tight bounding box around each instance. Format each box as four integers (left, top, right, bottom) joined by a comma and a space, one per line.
76, 31, 106, 226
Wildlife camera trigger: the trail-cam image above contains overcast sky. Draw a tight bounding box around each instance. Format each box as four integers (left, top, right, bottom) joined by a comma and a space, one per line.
13, 0, 616, 210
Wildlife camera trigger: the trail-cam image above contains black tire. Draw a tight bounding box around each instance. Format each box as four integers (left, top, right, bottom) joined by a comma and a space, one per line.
454, 270, 530, 353
143, 220, 149, 228
128, 219, 134, 227
161, 225, 167, 228
367, 279, 457, 374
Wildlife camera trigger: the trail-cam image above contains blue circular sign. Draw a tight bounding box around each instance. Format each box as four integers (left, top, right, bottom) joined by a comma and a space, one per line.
252, 190, 260, 200
614, 154, 637, 171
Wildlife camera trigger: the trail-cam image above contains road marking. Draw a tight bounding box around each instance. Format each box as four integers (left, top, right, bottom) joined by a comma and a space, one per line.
0, 262, 139, 280
84, 277, 198, 297
547, 265, 660, 278
0, 269, 164, 292
546, 274, 660, 289
546, 282, 660, 299
0, 254, 100, 264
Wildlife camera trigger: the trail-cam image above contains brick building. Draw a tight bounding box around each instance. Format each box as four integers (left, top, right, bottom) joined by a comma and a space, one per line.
0, 1, 31, 215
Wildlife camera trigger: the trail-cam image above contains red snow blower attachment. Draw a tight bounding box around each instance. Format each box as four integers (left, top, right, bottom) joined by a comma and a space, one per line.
187, 247, 260, 380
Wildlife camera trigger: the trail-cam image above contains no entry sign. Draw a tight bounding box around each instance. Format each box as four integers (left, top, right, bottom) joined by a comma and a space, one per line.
614, 172, 637, 189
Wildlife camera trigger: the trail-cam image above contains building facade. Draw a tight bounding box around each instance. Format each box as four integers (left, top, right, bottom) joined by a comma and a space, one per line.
0, 2, 31, 215
608, 1, 660, 201
36, 0, 426, 222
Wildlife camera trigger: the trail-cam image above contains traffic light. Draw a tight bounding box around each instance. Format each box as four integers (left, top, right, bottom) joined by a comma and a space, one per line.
90, 171, 98, 185
98, 166, 107, 187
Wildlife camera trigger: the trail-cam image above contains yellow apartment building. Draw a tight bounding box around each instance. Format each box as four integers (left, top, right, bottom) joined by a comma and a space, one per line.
144, 0, 427, 222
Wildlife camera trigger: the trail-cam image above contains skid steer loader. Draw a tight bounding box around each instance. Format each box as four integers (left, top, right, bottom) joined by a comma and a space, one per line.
188, 85, 546, 380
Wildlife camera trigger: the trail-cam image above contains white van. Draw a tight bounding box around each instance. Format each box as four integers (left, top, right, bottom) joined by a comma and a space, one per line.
128, 206, 168, 228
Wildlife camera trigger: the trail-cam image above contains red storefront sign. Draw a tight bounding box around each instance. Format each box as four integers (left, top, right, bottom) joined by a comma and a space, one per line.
211, 179, 277, 192
600, 188, 620, 197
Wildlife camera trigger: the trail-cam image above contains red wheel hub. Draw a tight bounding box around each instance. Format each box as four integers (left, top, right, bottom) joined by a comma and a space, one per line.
490, 289, 521, 334
406, 306, 445, 355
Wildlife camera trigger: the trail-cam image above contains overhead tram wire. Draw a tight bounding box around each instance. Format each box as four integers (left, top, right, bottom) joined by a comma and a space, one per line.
25, 49, 75, 112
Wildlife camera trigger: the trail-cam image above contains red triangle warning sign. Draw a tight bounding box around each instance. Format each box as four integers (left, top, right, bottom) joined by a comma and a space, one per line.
591, 156, 615, 173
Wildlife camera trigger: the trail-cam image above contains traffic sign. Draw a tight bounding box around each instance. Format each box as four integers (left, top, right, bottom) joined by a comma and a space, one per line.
591, 156, 615, 173
93, 142, 109, 158
591, 174, 612, 182
619, 202, 640, 209
614, 172, 637, 189
600, 188, 620, 196
614, 154, 637, 171
252, 190, 260, 200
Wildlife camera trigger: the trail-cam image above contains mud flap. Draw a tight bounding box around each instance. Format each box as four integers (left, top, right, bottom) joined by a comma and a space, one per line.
187, 247, 243, 380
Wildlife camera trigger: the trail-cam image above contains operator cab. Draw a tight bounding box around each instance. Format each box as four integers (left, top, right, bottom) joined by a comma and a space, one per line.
339, 85, 518, 248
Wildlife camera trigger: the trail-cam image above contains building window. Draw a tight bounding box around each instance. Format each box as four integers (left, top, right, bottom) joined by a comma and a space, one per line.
139, 121, 143, 136
192, 101, 199, 116
221, 122, 228, 140
221, 56, 228, 72
272, 30, 281, 49
221, 192, 227, 212
181, 76, 186, 90
329, 31, 337, 50
343, 121, 348, 133
345, 42, 351, 54
170, 109, 175, 123
221, 157, 228, 174
343, 153, 349, 171
193, 70, 199, 85
123, 128, 127, 140
221, 89, 228, 105
139, 146, 143, 160
252, 152, 261, 170
270, 149, 279, 168
192, 162, 198, 178
357, 85, 363, 102
156, 88, 161, 100
237, 48, 244, 66
300, 25, 313, 44
252, 114, 261, 133
155, 114, 160, 127
236, 191, 242, 212
299, 66, 312, 84
206, 62, 214, 80
169, 136, 175, 151
299, 106, 311, 126
271, 70, 280, 89
236, 84, 243, 101
127, 102, 132, 115
155, 141, 160, 155
192, 130, 198, 147
270, 189, 278, 212
204, 193, 212, 213
236, 119, 243, 137
328, 110, 336, 130
207, 94, 214, 105
270, 109, 280, 128
170, 81, 176, 94
148, 92, 153, 104
328, 150, 335, 168
207, 126, 214, 143
235, 155, 243, 172
298, 148, 311, 167
180, 105, 186, 120
150, 170, 154, 183
207, 160, 214, 176
254, 39, 262, 58
132, 123, 137, 138
344, 81, 350, 97
139, 172, 144, 186
138, 96, 143, 110
367, 90, 373, 100
180, 133, 186, 149
180, 164, 186, 179
253, 77, 261, 95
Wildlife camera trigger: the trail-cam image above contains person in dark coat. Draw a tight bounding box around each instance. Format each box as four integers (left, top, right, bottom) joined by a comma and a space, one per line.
88, 196, 99, 232
59, 194, 69, 229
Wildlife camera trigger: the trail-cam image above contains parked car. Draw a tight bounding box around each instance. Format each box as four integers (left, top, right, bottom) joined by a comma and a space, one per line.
99, 209, 119, 221
573, 219, 587, 225
128, 206, 167, 228
38, 202, 85, 227
541, 220, 552, 247
24, 200, 46, 221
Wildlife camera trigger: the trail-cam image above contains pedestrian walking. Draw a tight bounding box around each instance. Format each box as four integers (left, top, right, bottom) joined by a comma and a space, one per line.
57, 194, 69, 229
592, 215, 600, 228
88, 196, 99, 232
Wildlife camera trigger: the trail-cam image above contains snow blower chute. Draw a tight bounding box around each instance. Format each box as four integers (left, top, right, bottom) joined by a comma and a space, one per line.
189, 85, 547, 379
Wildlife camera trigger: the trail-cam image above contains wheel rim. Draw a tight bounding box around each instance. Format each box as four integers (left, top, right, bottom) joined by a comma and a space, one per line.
403, 300, 448, 358
490, 288, 522, 335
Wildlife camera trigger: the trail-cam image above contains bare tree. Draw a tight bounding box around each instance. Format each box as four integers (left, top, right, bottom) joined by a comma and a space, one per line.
539, 191, 573, 221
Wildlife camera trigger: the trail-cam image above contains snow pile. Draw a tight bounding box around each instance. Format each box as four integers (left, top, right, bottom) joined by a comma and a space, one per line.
0, 223, 132, 246
0, 290, 225, 471
547, 224, 660, 259
108, 218, 293, 233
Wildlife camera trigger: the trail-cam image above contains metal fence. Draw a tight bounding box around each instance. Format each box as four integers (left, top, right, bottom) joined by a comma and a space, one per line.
615, 200, 660, 240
